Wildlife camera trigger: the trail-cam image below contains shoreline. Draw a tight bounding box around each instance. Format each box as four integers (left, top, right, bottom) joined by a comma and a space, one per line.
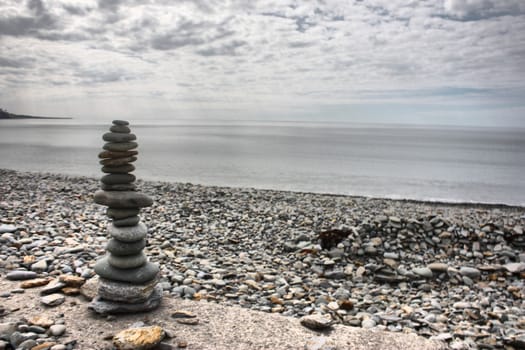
2, 167, 523, 210
1, 168, 524, 349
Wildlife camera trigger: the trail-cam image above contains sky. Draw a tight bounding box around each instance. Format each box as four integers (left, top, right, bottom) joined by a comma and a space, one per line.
0, 0, 524, 127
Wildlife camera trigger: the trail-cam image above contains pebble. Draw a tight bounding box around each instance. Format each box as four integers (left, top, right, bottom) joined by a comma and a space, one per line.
459, 267, 481, 279
6, 271, 38, 281
49, 325, 67, 337
300, 314, 333, 331
40, 294, 65, 307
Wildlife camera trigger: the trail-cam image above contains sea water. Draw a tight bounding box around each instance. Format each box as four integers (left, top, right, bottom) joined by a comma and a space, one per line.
0, 119, 524, 206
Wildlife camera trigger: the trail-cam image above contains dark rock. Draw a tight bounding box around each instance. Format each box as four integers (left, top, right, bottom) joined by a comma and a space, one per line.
113, 216, 140, 227
318, 228, 351, 250
102, 164, 136, 174
107, 208, 140, 219
112, 120, 129, 126
107, 222, 147, 242
101, 183, 137, 191
110, 125, 131, 133
103, 142, 138, 152
94, 258, 159, 284
108, 252, 147, 269
98, 150, 138, 159
94, 191, 153, 208
100, 156, 137, 167
106, 238, 147, 256
101, 174, 136, 185
103, 132, 136, 143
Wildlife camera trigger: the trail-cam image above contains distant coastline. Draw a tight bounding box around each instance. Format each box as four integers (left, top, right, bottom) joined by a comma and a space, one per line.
0, 108, 72, 120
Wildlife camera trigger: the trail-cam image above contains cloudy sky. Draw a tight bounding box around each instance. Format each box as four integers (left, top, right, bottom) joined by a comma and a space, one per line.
0, 0, 524, 126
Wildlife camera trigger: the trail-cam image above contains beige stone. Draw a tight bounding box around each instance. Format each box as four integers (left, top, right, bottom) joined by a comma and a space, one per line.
80, 276, 99, 301
28, 315, 54, 328
113, 326, 165, 350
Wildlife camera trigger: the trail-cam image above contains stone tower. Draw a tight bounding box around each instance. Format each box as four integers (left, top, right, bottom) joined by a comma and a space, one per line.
89, 120, 162, 313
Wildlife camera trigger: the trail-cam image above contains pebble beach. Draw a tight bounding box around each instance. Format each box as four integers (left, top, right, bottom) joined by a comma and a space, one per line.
1, 168, 524, 349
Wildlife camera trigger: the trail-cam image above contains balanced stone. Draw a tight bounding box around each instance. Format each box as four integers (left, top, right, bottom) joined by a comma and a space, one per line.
89, 285, 162, 314
102, 164, 136, 174
106, 238, 146, 256
98, 277, 158, 303
103, 132, 136, 143
108, 222, 147, 242
107, 208, 140, 219
103, 142, 138, 152
98, 150, 138, 159
112, 120, 129, 125
110, 125, 131, 133
113, 216, 140, 227
101, 183, 137, 191
94, 190, 153, 208
101, 174, 136, 185
108, 252, 147, 269
94, 257, 159, 284
91, 119, 162, 314
100, 156, 137, 166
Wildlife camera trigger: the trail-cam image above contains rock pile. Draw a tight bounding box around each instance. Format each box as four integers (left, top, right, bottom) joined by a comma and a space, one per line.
89, 120, 162, 314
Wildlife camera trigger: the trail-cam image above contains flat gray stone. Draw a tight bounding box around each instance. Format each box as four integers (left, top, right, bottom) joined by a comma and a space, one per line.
102, 164, 135, 174
103, 132, 136, 143
108, 252, 147, 269
94, 190, 152, 208
107, 208, 140, 219
0, 224, 17, 234
99, 150, 138, 159
110, 125, 131, 133
100, 156, 137, 167
88, 285, 162, 314
98, 276, 159, 303
113, 216, 140, 227
103, 142, 138, 152
101, 173, 136, 185
106, 238, 146, 256
94, 258, 159, 284
40, 280, 67, 295
41, 293, 65, 306
101, 183, 137, 191
6, 271, 38, 281
413, 267, 433, 279
459, 267, 481, 279
504, 262, 525, 273
108, 222, 147, 242
112, 120, 129, 126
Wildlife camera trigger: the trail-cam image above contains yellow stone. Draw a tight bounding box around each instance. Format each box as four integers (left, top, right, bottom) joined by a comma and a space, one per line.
23, 255, 36, 264
31, 342, 56, 350
59, 275, 85, 287
20, 278, 51, 289
113, 326, 165, 350
61, 287, 80, 295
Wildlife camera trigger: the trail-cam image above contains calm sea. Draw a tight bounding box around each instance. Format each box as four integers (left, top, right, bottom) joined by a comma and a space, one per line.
1, 119, 524, 206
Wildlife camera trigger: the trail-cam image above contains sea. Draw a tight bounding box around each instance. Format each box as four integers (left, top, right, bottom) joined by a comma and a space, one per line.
1, 119, 524, 207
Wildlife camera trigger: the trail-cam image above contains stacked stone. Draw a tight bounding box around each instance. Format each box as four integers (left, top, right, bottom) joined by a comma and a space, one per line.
89, 120, 162, 314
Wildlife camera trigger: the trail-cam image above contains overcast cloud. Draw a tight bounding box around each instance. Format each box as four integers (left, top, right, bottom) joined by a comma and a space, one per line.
0, 0, 524, 126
